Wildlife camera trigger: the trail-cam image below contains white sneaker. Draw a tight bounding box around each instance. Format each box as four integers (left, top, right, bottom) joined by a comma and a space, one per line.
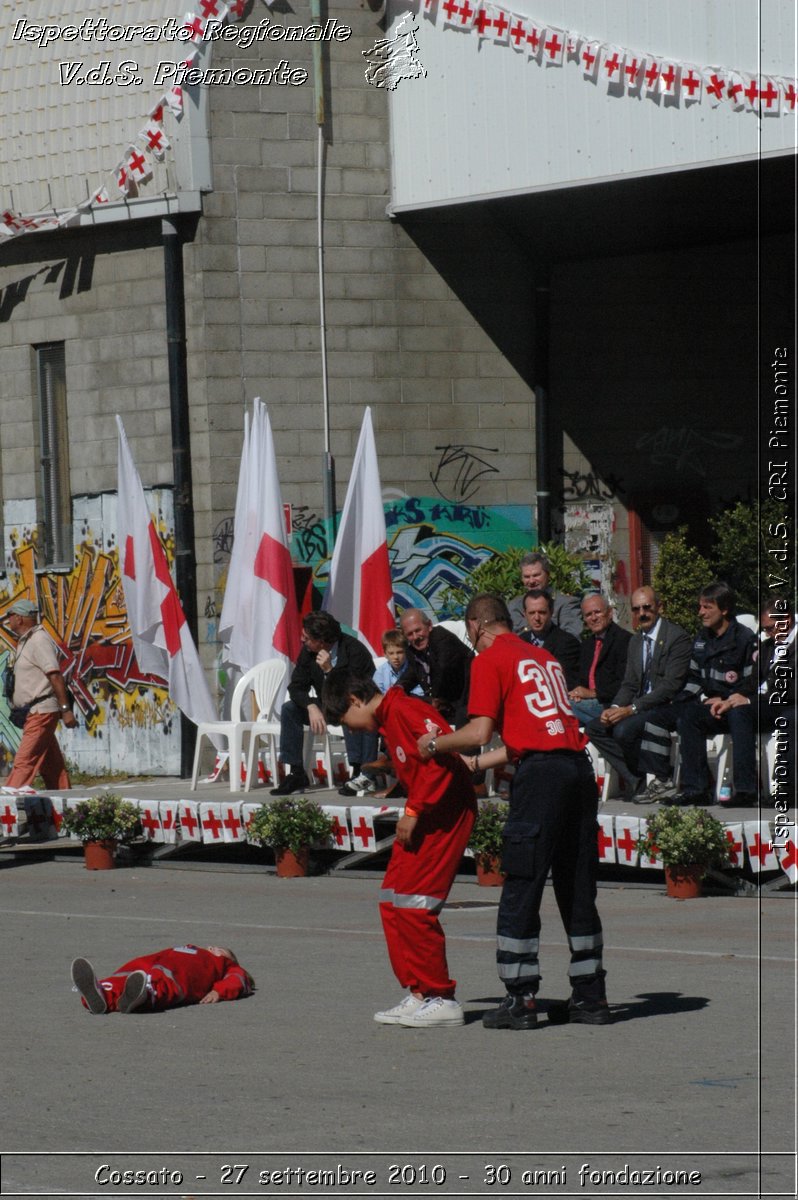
374, 993, 426, 1025
398, 996, 465, 1027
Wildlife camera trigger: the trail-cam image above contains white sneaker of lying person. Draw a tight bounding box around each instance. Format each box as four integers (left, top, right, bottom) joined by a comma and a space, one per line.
337, 772, 377, 798
398, 995, 465, 1027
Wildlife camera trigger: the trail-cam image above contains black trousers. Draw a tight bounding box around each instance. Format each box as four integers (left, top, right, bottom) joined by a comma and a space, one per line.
496, 750, 603, 994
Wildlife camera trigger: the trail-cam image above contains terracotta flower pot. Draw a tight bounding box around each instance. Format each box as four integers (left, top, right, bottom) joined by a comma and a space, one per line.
664, 863, 704, 900
476, 856, 505, 887
275, 847, 310, 878
84, 839, 117, 871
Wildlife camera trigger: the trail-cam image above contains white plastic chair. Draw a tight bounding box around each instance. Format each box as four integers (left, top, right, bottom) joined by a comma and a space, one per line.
242, 661, 289, 791
303, 724, 349, 787
191, 660, 287, 793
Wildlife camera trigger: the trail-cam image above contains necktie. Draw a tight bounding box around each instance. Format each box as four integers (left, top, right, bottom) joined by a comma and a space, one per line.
642, 635, 653, 692
588, 637, 603, 691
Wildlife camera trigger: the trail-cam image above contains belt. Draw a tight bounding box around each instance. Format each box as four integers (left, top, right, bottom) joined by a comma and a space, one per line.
517, 748, 585, 761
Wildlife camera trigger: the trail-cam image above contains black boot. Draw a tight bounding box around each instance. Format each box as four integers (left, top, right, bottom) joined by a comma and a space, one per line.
567, 970, 612, 1025
482, 992, 538, 1030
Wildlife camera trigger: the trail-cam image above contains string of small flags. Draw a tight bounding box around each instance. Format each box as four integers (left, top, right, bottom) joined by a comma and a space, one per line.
1, 0, 265, 243
421, 0, 797, 118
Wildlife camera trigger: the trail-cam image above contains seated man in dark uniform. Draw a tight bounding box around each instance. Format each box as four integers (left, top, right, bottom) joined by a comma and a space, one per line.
518, 589, 581, 691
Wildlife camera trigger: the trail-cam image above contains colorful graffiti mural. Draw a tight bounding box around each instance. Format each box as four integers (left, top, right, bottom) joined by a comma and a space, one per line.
1, 493, 181, 776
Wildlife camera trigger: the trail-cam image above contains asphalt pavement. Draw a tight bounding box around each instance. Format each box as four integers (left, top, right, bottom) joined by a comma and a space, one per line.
0, 838, 795, 1199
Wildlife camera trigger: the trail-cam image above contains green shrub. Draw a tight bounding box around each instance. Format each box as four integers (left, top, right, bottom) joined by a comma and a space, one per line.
467, 799, 510, 864
637, 805, 731, 871
246, 798, 334, 855
439, 542, 592, 619
652, 528, 711, 635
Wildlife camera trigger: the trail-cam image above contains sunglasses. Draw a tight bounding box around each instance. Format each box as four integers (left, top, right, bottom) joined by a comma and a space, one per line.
631, 604, 655, 613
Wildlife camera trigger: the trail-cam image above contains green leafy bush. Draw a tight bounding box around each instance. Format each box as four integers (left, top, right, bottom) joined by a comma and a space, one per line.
246, 798, 334, 854
636, 805, 731, 871
439, 542, 592, 619
61, 792, 141, 844
468, 799, 510, 864
708, 499, 794, 616
651, 528, 711, 635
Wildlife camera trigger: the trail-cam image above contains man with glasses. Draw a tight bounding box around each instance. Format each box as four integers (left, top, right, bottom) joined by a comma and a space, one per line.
568, 593, 632, 725
585, 586, 692, 802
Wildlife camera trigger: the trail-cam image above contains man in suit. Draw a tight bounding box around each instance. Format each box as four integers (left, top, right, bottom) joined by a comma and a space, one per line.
518, 589, 581, 690
507, 551, 583, 638
585, 586, 692, 800
758, 595, 795, 815
568, 593, 632, 726
271, 610, 377, 796
398, 608, 473, 727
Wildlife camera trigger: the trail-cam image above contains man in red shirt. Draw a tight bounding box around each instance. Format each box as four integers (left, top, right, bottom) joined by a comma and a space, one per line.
323, 671, 477, 1028
417, 593, 609, 1029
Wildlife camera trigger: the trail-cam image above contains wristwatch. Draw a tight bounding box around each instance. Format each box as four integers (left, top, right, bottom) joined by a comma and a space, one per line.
427, 737, 438, 755
630, 703, 638, 715
59, 704, 70, 711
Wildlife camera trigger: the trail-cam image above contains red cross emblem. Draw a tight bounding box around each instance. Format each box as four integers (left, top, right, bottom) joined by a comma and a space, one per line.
162, 808, 176, 832
681, 69, 701, 97
724, 828, 743, 866
330, 816, 348, 846
582, 44, 596, 72
778, 838, 798, 875
748, 832, 772, 867
150, 103, 164, 123
596, 824, 613, 858
603, 51, 621, 78
660, 63, 677, 92
180, 807, 199, 837
509, 20, 524, 46
223, 808, 241, 838
544, 31, 562, 59
148, 521, 186, 657
473, 9, 491, 35
744, 77, 760, 106
645, 61, 660, 89
615, 827, 637, 862
727, 79, 744, 103
783, 83, 796, 111
145, 127, 165, 152
526, 26, 541, 53
442, 0, 459, 19
492, 10, 509, 38
228, 0, 246, 16
352, 816, 374, 849
200, 0, 222, 17
759, 80, 779, 109
184, 15, 205, 40
128, 150, 146, 176
1, 805, 16, 835
706, 73, 726, 100
202, 809, 223, 840
624, 57, 641, 86
140, 808, 161, 839
458, 2, 474, 24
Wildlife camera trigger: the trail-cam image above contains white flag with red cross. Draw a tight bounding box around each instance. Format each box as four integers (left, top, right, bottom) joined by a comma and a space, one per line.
597, 814, 616, 864
507, 14, 531, 52
726, 72, 746, 109
489, 7, 511, 45
220, 802, 244, 843
324, 408, 394, 658
136, 800, 164, 842
623, 53, 644, 92
199, 802, 225, 843
0, 801, 18, 840
178, 799, 202, 841
116, 417, 219, 739
643, 56, 661, 95
743, 821, 779, 872
680, 64, 703, 105
775, 830, 798, 883
613, 815, 640, 867
323, 805, 352, 852
218, 399, 301, 681
349, 807, 377, 853
702, 67, 729, 106
227, 0, 247, 19
580, 40, 600, 79
782, 80, 797, 113
723, 823, 744, 869
48, 796, 67, 837
541, 27, 565, 65
658, 59, 680, 96
159, 800, 180, 844
183, 12, 209, 42
441, 0, 465, 29
241, 803, 262, 842
759, 77, 782, 116
600, 44, 624, 87
139, 120, 170, 161
197, 0, 229, 22
163, 85, 184, 116
124, 145, 153, 186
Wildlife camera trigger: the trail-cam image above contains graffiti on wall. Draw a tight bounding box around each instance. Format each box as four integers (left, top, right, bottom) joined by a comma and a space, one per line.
1, 493, 180, 776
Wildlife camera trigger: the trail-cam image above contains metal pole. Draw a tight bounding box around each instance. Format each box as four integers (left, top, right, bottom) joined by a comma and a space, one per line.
162, 216, 198, 777
534, 280, 551, 543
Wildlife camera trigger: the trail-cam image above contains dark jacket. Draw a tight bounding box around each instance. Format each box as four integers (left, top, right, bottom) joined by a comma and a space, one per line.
519, 622, 581, 690
508, 590, 583, 637
576, 621, 633, 704
288, 633, 374, 712
680, 619, 758, 703
400, 625, 473, 726
613, 618, 693, 712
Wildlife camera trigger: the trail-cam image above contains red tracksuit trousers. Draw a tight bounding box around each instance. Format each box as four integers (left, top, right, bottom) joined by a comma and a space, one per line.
379, 799, 474, 998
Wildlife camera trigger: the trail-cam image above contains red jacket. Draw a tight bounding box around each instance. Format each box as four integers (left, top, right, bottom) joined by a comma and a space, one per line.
112, 945, 252, 1002
375, 687, 476, 815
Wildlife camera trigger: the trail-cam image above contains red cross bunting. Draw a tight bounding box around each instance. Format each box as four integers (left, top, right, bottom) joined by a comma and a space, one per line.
596, 824, 613, 858
145, 127, 165, 152
202, 809, 223, 840
544, 31, 562, 59
200, 0, 223, 17
223, 808, 241, 838
660, 63, 677, 91
727, 79, 744, 103
615, 827, 637, 863
724, 828, 743, 866
442, 0, 459, 20
150, 102, 164, 123
352, 817, 374, 849
681, 69, 701, 96
128, 150, 146, 175
705, 72, 726, 101
473, 9, 491, 35
779, 839, 798, 875
180, 808, 199, 837
603, 51, 621, 78
492, 10, 509, 37
162, 808, 176, 832
508, 20, 526, 45
783, 82, 796, 111
581, 44, 596, 71
458, 2, 474, 24
645, 61, 660, 88
747, 832, 773, 867
184, 15, 205, 40
1, 805, 17, 835
744, 77, 760, 105
140, 809, 161, 839
330, 816, 348, 846
228, 0, 246, 16
526, 26, 542, 53
759, 80, 779, 109
624, 57, 641, 85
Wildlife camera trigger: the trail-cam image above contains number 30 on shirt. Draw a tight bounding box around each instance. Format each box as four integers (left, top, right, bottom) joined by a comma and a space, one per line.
517, 658, 573, 735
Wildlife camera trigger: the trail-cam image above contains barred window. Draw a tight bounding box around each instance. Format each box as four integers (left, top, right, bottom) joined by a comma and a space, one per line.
34, 342, 71, 568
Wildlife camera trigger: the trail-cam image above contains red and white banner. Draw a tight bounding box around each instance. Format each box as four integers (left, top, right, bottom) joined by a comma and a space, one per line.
137, 800, 164, 842
323, 805, 352, 852
178, 799, 202, 842
220, 802, 244, 843
613, 815, 641, 866
324, 408, 395, 658
775, 831, 798, 883
349, 807, 377, 852
117, 417, 219, 739
159, 800, 180, 844
218, 399, 301, 681
199, 802, 225, 843
597, 813, 616, 863
743, 821, 779, 872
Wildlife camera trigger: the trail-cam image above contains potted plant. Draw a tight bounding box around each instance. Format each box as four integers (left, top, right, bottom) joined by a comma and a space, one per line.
246, 797, 335, 877
60, 792, 141, 870
468, 799, 510, 886
636, 805, 731, 899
